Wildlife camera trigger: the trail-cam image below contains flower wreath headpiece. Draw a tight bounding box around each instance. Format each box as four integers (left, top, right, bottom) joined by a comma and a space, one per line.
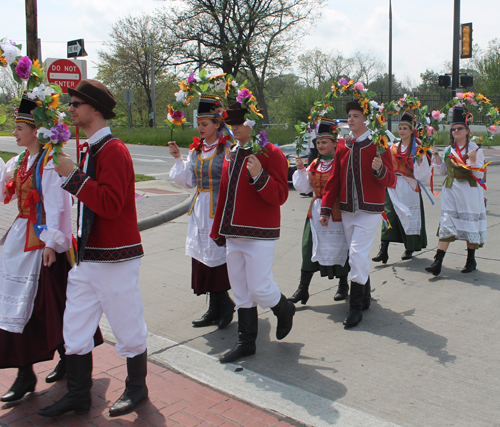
1, 37, 69, 164
295, 78, 390, 156
167, 69, 268, 155
437, 92, 500, 143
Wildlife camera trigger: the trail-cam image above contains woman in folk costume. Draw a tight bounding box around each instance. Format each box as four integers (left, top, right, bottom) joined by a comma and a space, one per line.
372, 111, 431, 263
289, 118, 350, 304
169, 95, 234, 328
425, 106, 487, 276
0, 96, 74, 402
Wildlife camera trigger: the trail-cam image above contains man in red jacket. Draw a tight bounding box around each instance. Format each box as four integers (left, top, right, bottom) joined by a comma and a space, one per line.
211, 102, 295, 363
38, 80, 148, 418
320, 101, 396, 328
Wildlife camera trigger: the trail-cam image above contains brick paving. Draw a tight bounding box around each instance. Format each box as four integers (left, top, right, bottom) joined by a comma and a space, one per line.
0, 343, 296, 427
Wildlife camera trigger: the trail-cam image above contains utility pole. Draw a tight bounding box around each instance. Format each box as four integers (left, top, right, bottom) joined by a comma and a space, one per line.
452, 0, 461, 98
387, 0, 393, 132
151, 56, 157, 128
25, 0, 38, 60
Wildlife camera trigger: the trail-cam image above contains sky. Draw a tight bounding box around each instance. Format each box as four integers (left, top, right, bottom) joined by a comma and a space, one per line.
3, 0, 500, 87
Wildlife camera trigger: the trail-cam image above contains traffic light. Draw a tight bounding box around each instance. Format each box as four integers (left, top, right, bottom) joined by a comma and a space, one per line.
460, 75, 474, 88
461, 23, 473, 59
438, 75, 451, 88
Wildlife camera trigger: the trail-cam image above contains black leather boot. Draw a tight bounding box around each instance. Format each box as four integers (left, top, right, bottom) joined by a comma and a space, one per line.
334, 276, 349, 301
401, 250, 413, 260
372, 241, 389, 264
271, 294, 296, 340
46, 346, 66, 383
217, 291, 235, 329
109, 350, 148, 417
362, 277, 371, 310
1, 365, 36, 402
288, 271, 314, 304
220, 307, 258, 363
192, 292, 220, 327
37, 353, 92, 417
344, 281, 365, 328
461, 249, 477, 273
425, 249, 446, 276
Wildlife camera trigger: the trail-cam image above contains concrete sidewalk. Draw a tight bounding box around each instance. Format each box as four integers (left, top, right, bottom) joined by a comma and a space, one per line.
0, 341, 298, 427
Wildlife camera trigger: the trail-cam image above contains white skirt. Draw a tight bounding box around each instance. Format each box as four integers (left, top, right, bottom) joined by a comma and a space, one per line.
186, 192, 226, 267
310, 198, 348, 267
439, 180, 487, 245
387, 175, 421, 236
0, 218, 43, 333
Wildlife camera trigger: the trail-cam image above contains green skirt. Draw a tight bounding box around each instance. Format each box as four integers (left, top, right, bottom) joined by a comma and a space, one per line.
380, 190, 427, 251
301, 218, 349, 279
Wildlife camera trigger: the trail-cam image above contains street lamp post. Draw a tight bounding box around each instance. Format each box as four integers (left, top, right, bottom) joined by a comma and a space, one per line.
388, 0, 393, 132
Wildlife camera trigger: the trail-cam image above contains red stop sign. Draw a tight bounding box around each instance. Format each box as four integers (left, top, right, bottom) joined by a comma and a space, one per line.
47, 59, 82, 93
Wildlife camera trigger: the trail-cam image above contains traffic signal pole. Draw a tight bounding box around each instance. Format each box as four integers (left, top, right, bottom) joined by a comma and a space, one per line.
452, 0, 460, 98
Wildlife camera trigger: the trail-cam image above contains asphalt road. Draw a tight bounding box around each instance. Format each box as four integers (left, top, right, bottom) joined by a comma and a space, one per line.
0, 136, 179, 177
137, 166, 500, 427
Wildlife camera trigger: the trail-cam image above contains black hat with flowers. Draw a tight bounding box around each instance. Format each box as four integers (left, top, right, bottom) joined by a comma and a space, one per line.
345, 100, 364, 115
197, 95, 223, 120
400, 111, 417, 129
68, 79, 117, 120
15, 95, 37, 126
223, 102, 247, 126
316, 118, 340, 140
451, 105, 472, 127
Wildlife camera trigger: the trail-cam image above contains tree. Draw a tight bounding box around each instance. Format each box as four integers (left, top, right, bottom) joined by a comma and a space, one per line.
96, 14, 179, 125
367, 73, 405, 98
351, 51, 385, 85
161, 0, 326, 123
0, 67, 19, 104
473, 39, 500, 98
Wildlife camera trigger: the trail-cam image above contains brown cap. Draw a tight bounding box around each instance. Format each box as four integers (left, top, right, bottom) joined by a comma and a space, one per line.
68, 79, 117, 119
224, 102, 247, 125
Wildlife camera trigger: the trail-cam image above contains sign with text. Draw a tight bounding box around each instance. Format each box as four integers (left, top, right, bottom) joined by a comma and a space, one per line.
67, 39, 87, 58
46, 58, 87, 93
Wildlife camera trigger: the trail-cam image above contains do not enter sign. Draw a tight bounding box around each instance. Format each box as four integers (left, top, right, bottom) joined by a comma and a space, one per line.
46, 58, 87, 93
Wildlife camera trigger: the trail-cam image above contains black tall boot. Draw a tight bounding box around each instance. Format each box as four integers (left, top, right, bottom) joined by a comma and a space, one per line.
271, 294, 296, 340
220, 307, 258, 363
401, 249, 413, 260
461, 249, 477, 273
46, 345, 66, 383
425, 249, 446, 276
109, 350, 148, 417
343, 281, 365, 328
334, 276, 349, 301
1, 365, 36, 402
362, 277, 371, 310
372, 241, 389, 264
288, 271, 314, 304
217, 291, 236, 329
192, 292, 220, 327
37, 353, 93, 417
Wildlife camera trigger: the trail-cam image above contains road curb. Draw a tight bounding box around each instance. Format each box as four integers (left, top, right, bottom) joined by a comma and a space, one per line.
138, 195, 192, 231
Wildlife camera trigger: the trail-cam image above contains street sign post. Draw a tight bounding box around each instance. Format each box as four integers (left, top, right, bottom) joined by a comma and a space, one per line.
46, 58, 87, 94
67, 39, 87, 58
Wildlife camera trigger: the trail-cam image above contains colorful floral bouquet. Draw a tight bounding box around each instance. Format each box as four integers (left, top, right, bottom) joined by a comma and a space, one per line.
2, 37, 68, 164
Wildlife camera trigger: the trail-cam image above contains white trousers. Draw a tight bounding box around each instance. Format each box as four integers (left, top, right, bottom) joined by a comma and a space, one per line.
63, 259, 148, 358
341, 211, 381, 284
226, 238, 282, 310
